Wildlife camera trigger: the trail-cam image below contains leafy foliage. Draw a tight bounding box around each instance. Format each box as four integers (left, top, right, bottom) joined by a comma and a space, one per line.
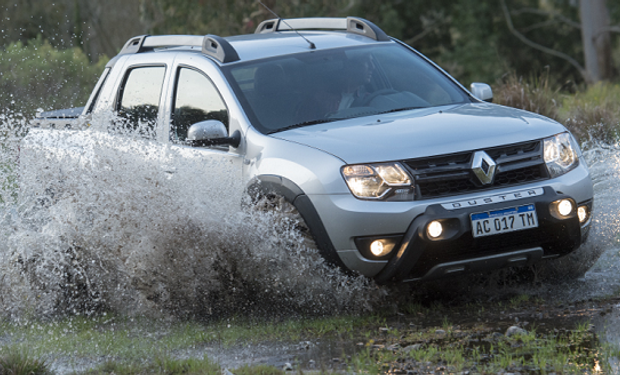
0, 37, 108, 117
357, 0, 604, 85
142, 0, 357, 36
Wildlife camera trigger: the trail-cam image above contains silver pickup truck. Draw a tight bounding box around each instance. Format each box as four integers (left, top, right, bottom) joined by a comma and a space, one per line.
27, 17, 595, 284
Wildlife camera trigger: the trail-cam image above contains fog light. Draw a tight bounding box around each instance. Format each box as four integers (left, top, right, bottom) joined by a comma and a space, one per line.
427, 220, 443, 238
578, 206, 588, 223
557, 199, 573, 217
369, 240, 396, 257
370, 240, 385, 256
355, 236, 401, 259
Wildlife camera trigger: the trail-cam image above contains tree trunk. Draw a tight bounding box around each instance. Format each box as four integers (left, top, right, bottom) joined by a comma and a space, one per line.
579, 0, 613, 83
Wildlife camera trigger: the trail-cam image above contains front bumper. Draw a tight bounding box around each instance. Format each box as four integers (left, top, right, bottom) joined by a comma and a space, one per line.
373, 186, 591, 283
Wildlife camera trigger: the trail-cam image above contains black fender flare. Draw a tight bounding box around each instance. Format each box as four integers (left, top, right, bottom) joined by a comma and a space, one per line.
246, 175, 348, 269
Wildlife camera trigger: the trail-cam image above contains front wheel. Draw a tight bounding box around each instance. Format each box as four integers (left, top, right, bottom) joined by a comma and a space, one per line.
531, 237, 603, 283
249, 193, 317, 250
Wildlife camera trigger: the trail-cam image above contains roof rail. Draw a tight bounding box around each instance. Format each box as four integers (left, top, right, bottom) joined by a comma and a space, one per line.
254, 17, 390, 42
118, 34, 240, 63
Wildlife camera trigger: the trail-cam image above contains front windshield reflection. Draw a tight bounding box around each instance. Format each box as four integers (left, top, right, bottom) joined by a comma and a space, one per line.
226, 44, 470, 134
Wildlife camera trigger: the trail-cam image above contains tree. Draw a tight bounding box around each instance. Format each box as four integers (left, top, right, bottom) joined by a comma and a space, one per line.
501, 0, 617, 84
580, 0, 613, 82
139, 0, 357, 37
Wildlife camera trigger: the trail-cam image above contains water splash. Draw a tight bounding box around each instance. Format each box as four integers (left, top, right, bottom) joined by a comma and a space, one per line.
2, 112, 620, 319
0, 117, 386, 319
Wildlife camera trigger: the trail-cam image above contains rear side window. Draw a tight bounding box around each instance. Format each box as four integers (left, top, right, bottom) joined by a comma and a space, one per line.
85, 67, 110, 114
171, 67, 228, 142
112, 66, 166, 138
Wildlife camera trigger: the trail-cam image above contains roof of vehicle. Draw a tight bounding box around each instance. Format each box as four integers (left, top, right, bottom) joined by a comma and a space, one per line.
226, 32, 392, 62
109, 17, 395, 67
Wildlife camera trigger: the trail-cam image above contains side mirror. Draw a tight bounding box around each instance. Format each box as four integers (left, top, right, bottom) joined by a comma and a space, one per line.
470, 83, 493, 103
187, 120, 240, 148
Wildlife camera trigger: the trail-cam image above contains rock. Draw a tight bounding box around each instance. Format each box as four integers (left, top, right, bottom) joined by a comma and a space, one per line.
435, 329, 446, 336
505, 326, 528, 337
308, 360, 316, 369
283, 363, 293, 371
588, 324, 596, 333
404, 343, 422, 352
298, 341, 313, 350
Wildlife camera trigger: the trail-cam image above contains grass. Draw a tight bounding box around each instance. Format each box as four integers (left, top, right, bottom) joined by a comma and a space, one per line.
0, 297, 617, 374
348, 321, 605, 374
0, 313, 390, 374
0, 313, 386, 360
560, 82, 620, 143
0, 349, 51, 375
493, 72, 620, 145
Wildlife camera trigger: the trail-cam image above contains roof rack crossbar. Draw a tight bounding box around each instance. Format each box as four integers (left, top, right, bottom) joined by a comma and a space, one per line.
202, 35, 240, 63
119, 35, 149, 55
254, 17, 390, 42
118, 34, 240, 63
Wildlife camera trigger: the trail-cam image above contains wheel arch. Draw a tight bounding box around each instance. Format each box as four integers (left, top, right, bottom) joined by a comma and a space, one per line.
246, 175, 348, 270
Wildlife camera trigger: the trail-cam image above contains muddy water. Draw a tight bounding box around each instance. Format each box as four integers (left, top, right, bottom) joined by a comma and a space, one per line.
1, 122, 386, 319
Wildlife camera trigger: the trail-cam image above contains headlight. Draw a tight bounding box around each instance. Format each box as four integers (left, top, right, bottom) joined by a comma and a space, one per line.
544, 132, 579, 178
342, 163, 414, 201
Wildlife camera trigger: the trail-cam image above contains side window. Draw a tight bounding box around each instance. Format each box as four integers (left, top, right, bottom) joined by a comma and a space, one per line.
112, 66, 165, 138
85, 67, 110, 114
171, 67, 229, 142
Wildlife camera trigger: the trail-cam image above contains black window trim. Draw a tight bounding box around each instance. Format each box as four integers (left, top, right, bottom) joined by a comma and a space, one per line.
85, 67, 111, 114
170, 64, 231, 144
115, 63, 168, 113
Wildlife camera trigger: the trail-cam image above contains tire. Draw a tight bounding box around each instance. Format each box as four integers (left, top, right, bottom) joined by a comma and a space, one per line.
460, 223, 602, 286
499, 223, 603, 284
529, 233, 604, 283
249, 193, 318, 250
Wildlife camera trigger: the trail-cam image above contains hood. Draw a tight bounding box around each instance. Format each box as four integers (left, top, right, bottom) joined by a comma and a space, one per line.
271, 103, 567, 164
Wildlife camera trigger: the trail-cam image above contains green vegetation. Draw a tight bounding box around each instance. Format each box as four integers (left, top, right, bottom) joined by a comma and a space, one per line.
2, 0, 620, 87
0, 349, 51, 375
494, 73, 620, 144
0, 299, 617, 375
0, 314, 381, 360
342, 317, 612, 374
81, 357, 222, 375
0, 37, 108, 117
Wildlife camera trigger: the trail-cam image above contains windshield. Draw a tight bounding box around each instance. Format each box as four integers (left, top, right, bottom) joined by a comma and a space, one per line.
224, 43, 471, 134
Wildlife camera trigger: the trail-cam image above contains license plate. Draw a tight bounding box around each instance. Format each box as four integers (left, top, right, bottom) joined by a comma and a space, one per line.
471, 204, 538, 238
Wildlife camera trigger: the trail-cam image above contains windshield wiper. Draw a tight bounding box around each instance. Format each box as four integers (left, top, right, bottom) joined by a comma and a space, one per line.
267, 118, 334, 134
377, 106, 424, 115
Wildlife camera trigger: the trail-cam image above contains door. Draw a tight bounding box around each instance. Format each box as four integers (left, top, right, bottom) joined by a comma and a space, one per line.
164, 64, 245, 217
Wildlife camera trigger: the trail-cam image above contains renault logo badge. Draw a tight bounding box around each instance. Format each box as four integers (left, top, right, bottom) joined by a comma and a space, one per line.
471, 151, 496, 185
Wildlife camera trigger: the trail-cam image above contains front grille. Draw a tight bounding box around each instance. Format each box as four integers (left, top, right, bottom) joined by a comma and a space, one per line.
404, 140, 548, 200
